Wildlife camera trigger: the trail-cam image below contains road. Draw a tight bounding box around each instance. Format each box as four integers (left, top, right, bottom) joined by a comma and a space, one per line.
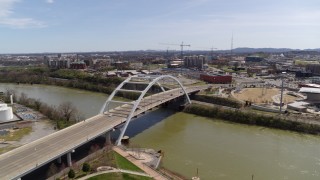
0, 86, 207, 180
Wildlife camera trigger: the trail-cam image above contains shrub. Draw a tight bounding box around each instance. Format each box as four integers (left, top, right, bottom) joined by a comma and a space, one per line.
82, 162, 91, 173
68, 169, 75, 179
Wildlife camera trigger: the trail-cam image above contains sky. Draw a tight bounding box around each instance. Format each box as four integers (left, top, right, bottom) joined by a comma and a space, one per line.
0, 0, 320, 53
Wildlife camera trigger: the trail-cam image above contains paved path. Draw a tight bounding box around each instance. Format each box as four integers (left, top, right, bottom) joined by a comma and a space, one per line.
112, 146, 168, 180
77, 168, 151, 180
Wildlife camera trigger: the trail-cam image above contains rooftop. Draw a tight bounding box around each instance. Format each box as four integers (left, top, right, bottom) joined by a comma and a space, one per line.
299, 87, 320, 94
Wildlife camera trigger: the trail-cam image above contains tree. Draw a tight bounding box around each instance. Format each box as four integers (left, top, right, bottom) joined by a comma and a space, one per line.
19, 92, 29, 105
34, 98, 42, 110
82, 162, 91, 173
58, 102, 77, 121
68, 169, 75, 179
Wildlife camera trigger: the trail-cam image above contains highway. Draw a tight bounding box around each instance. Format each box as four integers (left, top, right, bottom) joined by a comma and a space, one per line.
0, 86, 207, 180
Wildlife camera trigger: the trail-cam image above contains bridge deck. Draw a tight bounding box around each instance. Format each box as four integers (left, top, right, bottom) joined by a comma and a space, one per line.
0, 86, 207, 179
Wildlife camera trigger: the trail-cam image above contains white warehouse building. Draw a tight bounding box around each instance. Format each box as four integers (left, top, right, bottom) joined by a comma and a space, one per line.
0, 103, 13, 122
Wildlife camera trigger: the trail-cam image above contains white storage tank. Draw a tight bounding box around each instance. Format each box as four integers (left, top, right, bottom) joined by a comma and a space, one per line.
0, 103, 13, 122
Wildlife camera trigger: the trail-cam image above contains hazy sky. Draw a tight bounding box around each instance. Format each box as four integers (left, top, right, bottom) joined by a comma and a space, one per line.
0, 0, 319, 53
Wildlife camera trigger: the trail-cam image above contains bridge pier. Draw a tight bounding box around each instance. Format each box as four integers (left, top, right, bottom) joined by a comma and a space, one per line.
57, 156, 62, 164
67, 152, 72, 167
105, 132, 112, 145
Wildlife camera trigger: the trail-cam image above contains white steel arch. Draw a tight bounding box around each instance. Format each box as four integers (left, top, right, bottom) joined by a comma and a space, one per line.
99, 75, 191, 145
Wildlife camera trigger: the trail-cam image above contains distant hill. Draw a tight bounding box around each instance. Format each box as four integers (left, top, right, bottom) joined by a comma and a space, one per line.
217, 47, 320, 54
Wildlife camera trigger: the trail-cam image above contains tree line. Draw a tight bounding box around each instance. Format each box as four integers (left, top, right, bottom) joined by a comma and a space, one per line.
0, 67, 140, 100
184, 103, 320, 135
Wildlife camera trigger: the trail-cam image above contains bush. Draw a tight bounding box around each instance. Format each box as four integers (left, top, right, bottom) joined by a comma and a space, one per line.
82, 162, 91, 173
68, 169, 75, 179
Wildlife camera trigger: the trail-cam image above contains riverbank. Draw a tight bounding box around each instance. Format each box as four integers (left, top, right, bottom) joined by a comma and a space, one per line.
184, 102, 320, 135
0, 67, 140, 100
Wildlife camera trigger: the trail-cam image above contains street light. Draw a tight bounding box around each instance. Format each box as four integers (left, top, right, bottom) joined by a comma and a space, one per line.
279, 72, 286, 113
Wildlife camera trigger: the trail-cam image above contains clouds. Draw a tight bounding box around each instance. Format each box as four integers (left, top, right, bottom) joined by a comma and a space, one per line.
0, 0, 45, 28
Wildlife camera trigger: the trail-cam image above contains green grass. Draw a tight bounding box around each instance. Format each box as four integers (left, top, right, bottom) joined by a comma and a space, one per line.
0, 146, 16, 155
0, 127, 32, 141
113, 152, 144, 173
87, 172, 153, 180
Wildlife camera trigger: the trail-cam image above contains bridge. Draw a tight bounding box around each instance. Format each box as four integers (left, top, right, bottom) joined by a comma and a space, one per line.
0, 75, 209, 179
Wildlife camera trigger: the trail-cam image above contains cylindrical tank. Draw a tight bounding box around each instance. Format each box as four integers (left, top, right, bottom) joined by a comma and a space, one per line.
0, 103, 13, 122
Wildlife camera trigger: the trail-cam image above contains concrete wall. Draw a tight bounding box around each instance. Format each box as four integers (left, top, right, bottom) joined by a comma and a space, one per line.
251, 104, 280, 113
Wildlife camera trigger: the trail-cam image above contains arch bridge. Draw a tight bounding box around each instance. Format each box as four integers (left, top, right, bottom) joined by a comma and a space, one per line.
0, 75, 209, 179
100, 75, 192, 145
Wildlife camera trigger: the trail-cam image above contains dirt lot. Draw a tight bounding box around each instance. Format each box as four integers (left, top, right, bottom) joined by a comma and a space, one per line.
234, 88, 298, 104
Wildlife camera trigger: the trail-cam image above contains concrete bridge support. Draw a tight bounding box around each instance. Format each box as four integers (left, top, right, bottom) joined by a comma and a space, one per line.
67, 152, 72, 167
105, 132, 112, 145
57, 156, 62, 164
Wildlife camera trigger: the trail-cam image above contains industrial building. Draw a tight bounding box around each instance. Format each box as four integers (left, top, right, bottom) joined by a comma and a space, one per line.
200, 74, 232, 84
0, 103, 13, 122
299, 87, 320, 101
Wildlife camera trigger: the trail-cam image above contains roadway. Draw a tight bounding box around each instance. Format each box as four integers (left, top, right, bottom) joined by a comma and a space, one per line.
0, 85, 208, 180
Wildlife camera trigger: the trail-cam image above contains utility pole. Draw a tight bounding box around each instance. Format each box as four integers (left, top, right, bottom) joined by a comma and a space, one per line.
279, 72, 286, 113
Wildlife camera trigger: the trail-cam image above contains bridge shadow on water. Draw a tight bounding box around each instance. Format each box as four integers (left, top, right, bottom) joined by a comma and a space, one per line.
111, 108, 177, 140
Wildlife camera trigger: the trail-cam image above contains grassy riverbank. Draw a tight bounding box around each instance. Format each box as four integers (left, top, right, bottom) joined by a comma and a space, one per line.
0, 127, 32, 141
184, 103, 320, 135
87, 172, 152, 180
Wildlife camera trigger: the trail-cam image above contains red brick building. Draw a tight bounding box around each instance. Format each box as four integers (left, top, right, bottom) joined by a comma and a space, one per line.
200, 74, 232, 84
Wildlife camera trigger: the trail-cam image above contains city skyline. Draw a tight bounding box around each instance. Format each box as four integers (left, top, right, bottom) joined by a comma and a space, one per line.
0, 0, 320, 53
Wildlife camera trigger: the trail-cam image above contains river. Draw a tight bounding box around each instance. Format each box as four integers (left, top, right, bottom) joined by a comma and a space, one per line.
1, 83, 320, 179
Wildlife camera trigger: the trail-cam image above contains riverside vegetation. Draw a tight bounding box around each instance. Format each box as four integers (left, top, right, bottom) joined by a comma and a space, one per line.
184, 103, 320, 135
2, 89, 81, 129
0, 67, 140, 100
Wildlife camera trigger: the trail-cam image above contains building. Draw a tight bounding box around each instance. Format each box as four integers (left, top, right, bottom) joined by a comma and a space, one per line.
247, 67, 262, 74
295, 71, 313, 78
168, 60, 184, 68
298, 83, 320, 88
299, 87, 320, 101
200, 74, 232, 84
184, 55, 207, 70
287, 101, 309, 112
70, 62, 87, 69
245, 56, 264, 63
0, 103, 13, 122
306, 64, 320, 75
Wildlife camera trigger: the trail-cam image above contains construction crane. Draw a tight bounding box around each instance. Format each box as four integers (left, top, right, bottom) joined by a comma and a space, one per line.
159, 42, 191, 58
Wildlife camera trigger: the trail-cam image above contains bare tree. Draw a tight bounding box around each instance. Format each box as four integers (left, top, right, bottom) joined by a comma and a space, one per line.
34, 98, 42, 111
58, 102, 78, 121
19, 92, 29, 105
